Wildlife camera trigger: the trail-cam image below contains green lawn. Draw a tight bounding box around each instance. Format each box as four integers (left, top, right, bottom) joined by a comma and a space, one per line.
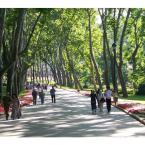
1, 86, 28, 98
120, 94, 145, 104
2, 86, 7, 96
19, 90, 29, 98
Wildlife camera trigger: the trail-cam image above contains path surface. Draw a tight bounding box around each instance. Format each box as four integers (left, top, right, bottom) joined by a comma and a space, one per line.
0, 87, 145, 137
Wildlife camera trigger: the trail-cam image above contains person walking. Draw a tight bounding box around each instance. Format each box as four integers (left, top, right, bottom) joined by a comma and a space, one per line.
113, 90, 118, 106
32, 88, 38, 105
2, 93, 12, 120
11, 93, 21, 120
97, 89, 105, 113
39, 89, 45, 105
104, 86, 112, 114
90, 90, 97, 115
50, 86, 56, 103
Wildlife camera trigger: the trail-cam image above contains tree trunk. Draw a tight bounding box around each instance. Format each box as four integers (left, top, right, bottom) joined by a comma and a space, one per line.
62, 68, 67, 86
66, 72, 73, 87
0, 9, 6, 100
56, 66, 61, 85
87, 9, 102, 89
65, 46, 83, 90
118, 8, 131, 97
98, 8, 115, 90
102, 10, 110, 88
32, 65, 35, 88
30, 67, 33, 83
89, 57, 97, 92
118, 66, 128, 97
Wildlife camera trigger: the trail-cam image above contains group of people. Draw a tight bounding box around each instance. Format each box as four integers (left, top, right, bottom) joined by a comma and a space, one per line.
2, 84, 118, 120
90, 86, 118, 115
2, 93, 21, 120
32, 86, 56, 105
25, 82, 48, 90
32, 87, 45, 105
2, 85, 56, 121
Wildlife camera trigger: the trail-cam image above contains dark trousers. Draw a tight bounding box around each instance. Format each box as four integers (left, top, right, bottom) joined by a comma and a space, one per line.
51, 95, 56, 103
40, 96, 44, 104
91, 103, 96, 114
33, 96, 37, 105
106, 98, 111, 113
4, 105, 10, 120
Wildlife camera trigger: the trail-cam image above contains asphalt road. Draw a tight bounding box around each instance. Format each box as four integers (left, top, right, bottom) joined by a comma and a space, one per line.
0, 87, 145, 137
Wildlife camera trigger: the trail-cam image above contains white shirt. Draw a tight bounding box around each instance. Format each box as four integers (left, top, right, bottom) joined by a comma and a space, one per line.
105, 90, 112, 99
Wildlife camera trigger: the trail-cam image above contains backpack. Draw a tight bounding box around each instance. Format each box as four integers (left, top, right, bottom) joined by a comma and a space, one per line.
100, 97, 105, 103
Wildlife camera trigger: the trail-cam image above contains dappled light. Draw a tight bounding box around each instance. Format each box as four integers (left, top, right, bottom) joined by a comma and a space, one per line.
0, 88, 145, 137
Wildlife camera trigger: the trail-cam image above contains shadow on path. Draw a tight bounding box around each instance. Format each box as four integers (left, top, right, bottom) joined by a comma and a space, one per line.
0, 88, 145, 137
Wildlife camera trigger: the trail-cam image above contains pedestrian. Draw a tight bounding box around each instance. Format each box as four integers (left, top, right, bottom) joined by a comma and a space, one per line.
39, 89, 45, 105
97, 89, 105, 113
50, 86, 56, 103
113, 90, 118, 106
45, 85, 47, 90
96, 89, 101, 108
2, 93, 12, 120
32, 88, 38, 105
104, 86, 112, 114
11, 93, 21, 120
90, 90, 97, 115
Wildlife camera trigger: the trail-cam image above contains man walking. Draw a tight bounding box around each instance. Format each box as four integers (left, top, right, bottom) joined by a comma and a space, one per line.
50, 86, 56, 103
104, 86, 112, 114
32, 88, 38, 105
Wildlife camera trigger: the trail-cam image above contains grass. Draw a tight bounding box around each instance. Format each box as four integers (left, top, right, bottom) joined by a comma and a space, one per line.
2, 86, 7, 96
120, 94, 145, 104
1, 86, 29, 98
19, 90, 29, 98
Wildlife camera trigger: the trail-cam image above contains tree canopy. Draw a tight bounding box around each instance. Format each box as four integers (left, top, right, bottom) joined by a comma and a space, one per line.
0, 8, 145, 99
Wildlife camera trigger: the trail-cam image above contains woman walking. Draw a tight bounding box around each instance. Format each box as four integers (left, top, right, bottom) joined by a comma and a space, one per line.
113, 90, 118, 106
90, 90, 97, 115
32, 88, 38, 105
97, 89, 105, 113
39, 89, 45, 104
50, 86, 56, 103
11, 94, 21, 120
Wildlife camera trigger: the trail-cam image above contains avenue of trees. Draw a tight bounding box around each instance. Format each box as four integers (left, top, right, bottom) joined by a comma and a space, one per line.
0, 8, 145, 99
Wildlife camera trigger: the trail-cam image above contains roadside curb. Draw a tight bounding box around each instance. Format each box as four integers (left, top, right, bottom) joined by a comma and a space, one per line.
57, 88, 145, 126
115, 105, 145, 126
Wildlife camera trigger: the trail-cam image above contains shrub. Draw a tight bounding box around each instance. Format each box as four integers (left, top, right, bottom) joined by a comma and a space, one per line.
136, 84, 145, 95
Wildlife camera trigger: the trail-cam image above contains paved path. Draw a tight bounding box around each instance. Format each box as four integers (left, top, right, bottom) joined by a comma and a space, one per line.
0, 88, 145, 137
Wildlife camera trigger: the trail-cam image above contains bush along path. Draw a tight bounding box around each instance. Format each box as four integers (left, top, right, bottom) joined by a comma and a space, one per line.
0, 90, 32, 115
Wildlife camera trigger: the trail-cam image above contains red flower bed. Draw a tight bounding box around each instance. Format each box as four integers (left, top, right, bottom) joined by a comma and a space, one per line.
0, 104, 4, 113
20, 97, 33, 107
117, 103, 145, 113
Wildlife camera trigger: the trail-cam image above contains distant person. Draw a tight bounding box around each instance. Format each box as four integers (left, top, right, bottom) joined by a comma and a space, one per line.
44, 85, 47, 90
97, 89, 105, 113
113, 90, 118, 106
96, 89, 101, 108
50, 86, 56, 103
32, 88, 38, 105
11, 93, 21, 120
104, 86, 112, 114
2, 93, 12, 120
90, 90, 97, 115
39, 89, 45, 105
